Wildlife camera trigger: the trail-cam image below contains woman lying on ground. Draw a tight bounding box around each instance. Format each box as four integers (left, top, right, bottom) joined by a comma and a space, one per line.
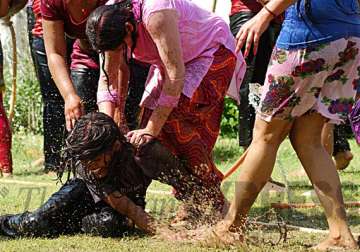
0, 112, 212, 238
208, 0, 360, 250
85, 0, 246, 221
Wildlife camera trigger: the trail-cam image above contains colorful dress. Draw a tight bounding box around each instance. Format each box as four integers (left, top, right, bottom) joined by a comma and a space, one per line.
254, 0, 360, 124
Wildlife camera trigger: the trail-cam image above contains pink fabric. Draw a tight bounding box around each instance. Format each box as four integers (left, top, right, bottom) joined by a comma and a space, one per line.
127, 0, 245, 109
97, 89, 119, 105
70, 40, 99, 70
255, 38, 360, 124
157, 92, 181, 108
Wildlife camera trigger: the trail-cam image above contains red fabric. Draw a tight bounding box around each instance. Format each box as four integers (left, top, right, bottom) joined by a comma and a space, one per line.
230, 0, 262, 15
0, 94, 12, 174
70, 39, 99, 70
40, 0, 107, 39
140, 47, 236, 207
40, 0, 107, 69
32, 0, 43, 37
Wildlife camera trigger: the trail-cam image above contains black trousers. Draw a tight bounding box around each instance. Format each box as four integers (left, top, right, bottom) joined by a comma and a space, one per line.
230, 12, 281, 147
30, 36, 74, 172
0, 179, 129, 238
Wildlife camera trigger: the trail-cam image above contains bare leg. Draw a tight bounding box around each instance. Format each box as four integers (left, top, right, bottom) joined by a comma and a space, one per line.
321, 123, 334, 156
289, 113, 357, 250
213, 117, 292, 241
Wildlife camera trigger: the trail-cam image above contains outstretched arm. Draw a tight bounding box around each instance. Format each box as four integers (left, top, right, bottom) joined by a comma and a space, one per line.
127, 9, 185, 146
236, 0, 296, 56
104, 191, 156, 234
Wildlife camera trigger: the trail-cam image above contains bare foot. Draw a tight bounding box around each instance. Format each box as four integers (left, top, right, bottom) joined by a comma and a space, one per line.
334, 151, 353, 171
312, 234, 358, 251
192, 220, 244, 247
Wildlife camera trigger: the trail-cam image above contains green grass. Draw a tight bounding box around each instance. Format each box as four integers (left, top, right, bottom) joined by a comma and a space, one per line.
0, 134, 359, 251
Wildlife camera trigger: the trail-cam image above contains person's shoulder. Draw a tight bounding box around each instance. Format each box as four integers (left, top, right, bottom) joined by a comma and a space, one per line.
40, 0, 65, 20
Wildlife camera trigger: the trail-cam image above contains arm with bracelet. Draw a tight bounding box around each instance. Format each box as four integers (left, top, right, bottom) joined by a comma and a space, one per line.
236, 0, 296, 56
126, 10, 185, 146
98, 46, 130, 132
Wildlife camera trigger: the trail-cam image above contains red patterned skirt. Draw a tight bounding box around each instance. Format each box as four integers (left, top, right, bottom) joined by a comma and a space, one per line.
141, 46, 236, 206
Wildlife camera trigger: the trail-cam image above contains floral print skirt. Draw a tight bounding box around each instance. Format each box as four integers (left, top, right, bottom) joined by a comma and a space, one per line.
253, 37, 360, 124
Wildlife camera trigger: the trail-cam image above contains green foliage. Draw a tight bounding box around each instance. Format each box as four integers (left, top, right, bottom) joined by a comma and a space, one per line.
220, 97, 239, 138
3, 59, 43, 134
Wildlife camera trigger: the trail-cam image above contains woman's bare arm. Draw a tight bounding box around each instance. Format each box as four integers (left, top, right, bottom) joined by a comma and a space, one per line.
43, 19, 83, 130
104, 191, 156, 234
98, 45, 130, 131
127, 10, 185, 145
236, 0, 297, 56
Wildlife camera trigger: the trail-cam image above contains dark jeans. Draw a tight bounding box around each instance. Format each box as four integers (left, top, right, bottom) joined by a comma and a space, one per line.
31, 37, 67, 172
230, 12, 281, 147
126, 59, 148, 130
0, 179, 129, 238
70, 68, 99, 114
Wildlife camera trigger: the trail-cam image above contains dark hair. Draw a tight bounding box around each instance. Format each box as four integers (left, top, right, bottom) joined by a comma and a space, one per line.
86, 3, 138, 103
86, 4, 137, 53
59, 112, 132, 182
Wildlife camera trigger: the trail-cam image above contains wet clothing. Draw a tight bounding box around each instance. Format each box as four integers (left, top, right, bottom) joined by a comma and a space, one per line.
0, 136, 212, 238
230, 6, 281, 146
77, 140, 210, 209
27, 5, 74, 172
0, 179, 130, 238
277, 0, 360, 50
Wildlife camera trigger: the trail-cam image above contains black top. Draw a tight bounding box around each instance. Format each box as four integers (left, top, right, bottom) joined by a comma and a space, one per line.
76, 144, 151, 208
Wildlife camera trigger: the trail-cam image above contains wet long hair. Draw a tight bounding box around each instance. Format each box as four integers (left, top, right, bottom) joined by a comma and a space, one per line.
86, 3, 137, 55
86, 2, 138, 103
59, 112, 134, 185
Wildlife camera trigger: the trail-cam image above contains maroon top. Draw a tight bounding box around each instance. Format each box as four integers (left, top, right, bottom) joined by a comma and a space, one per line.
40, 0, 107, 69
40, 0, 108, 39
230, 0, 262, 16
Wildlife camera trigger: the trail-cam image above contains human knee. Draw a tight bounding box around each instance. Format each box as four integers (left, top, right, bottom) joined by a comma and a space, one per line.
81, 207, 132, 237
290, 133, 323, 153
252, 128, 287, 146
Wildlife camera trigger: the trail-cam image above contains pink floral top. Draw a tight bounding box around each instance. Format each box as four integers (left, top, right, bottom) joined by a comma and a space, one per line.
108, 0, 246, 108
